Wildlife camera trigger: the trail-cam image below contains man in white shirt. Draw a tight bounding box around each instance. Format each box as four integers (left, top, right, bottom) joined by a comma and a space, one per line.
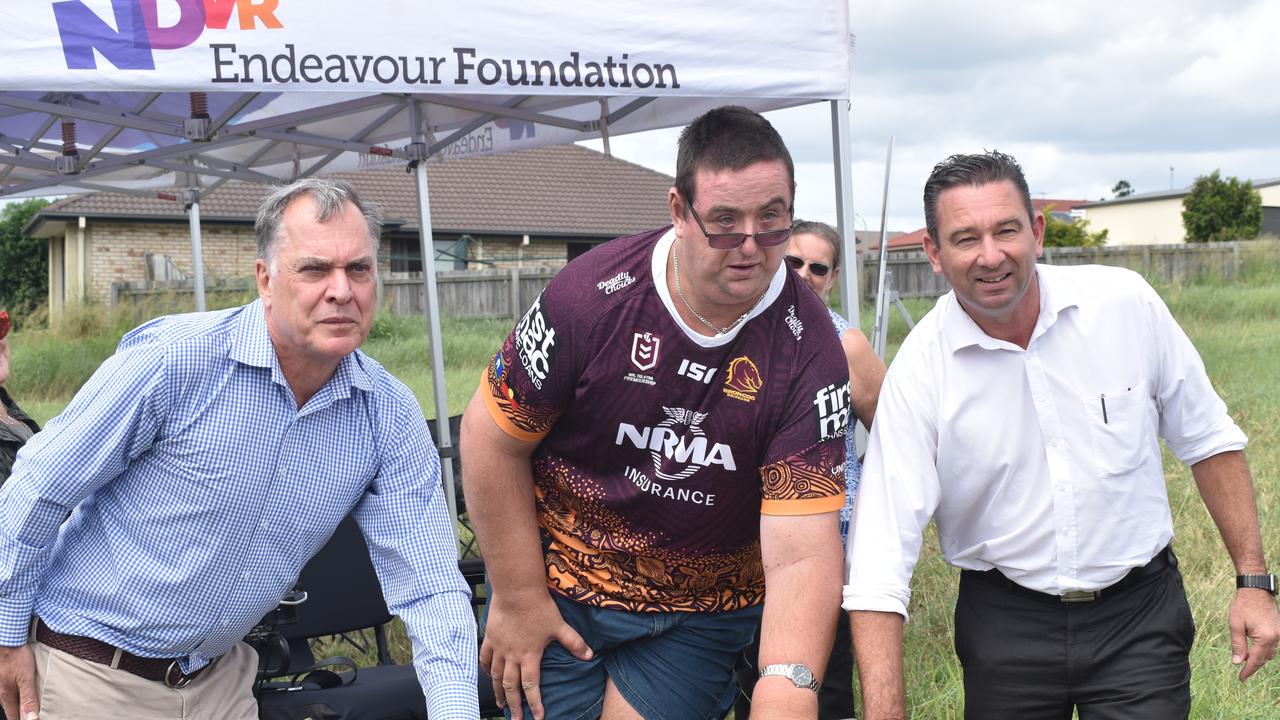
846, 150, 1280, 719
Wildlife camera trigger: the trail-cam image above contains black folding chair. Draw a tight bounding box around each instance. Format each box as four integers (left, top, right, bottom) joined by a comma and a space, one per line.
253, 515, 498, 719
426, 414, 479, 557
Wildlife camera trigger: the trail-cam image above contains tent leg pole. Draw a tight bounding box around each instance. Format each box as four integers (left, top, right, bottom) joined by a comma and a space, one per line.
412, 159, 460, 556
831, 99, 867, 454
830, 100, 859, 329
186, 188, 206, 312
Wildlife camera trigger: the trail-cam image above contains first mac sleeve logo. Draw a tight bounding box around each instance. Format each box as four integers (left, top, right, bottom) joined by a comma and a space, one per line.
52, 0, 282, 70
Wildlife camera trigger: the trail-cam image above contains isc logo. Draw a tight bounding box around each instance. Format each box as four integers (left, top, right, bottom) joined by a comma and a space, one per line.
53, 0, 284, 70
677, 359, 716, 384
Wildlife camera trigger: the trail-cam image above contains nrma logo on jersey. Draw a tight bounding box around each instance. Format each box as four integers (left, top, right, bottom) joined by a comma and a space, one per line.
616, 407, 736, 482
52, 0, 283, 70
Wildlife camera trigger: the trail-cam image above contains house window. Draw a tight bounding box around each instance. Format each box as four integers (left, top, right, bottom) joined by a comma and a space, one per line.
1262, 207, 1280, 237
390, 236, 466, 273
567, 241, 598, 262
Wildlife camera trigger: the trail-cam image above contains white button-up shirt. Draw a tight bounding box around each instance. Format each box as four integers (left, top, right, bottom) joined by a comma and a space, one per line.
845, 264, 1247, 618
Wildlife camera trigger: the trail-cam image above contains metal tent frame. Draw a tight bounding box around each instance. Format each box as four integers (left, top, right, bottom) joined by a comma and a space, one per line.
0, 1, 863, 544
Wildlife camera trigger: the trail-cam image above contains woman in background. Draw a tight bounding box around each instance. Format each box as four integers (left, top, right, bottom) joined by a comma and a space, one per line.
0, 325, 40, 483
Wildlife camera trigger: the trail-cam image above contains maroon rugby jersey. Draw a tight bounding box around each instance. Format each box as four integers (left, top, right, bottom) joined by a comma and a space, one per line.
482, 226, 850, 612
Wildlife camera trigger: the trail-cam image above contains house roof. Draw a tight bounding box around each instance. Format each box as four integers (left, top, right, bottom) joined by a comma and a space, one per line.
874, 197, 1091, 252
31, 144, 676, 238
863, 229, 923, 253
1078, 177, 1280, 209
1033, 198, 1088, 213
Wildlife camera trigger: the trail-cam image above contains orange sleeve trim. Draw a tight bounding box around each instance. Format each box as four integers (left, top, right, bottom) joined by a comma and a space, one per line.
479, 367, 549, 444
760, 494, 845, 516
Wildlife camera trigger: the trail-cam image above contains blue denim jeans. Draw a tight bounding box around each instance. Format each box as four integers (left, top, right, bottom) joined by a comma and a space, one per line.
484, 590, 762, 720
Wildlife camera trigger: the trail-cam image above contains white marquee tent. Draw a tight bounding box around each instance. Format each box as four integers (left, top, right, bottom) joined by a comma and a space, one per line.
0, 0, 861, 530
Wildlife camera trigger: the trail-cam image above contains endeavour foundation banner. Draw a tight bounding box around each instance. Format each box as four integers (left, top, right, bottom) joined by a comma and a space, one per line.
3, 0, 850, 98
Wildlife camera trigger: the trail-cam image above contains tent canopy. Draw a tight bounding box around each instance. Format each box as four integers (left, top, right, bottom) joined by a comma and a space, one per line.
1, 0, 851, 198
0, 0, 861, 537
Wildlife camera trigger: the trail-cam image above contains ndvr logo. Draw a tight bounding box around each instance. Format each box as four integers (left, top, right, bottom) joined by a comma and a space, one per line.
52, 0, 283, 70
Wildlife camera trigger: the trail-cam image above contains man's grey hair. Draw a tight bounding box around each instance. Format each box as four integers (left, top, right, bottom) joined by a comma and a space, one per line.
791, 219, 842, 271
255, 178, 383, 268
922, 150, 1034, 247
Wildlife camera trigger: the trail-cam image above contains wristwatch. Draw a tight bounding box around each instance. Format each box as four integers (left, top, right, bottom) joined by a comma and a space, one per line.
1236, 573, 1278, 596
758, 663, 819, 693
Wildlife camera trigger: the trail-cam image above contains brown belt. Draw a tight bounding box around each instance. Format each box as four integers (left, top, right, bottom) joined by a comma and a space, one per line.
34, 619, 208, 688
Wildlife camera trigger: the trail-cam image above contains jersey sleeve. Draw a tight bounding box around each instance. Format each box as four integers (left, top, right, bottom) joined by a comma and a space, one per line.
481, 278, 583, 443
759, 321, 850, 516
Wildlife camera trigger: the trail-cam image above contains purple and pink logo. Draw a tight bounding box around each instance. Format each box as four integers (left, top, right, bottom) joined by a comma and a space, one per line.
53, 0, 283, 70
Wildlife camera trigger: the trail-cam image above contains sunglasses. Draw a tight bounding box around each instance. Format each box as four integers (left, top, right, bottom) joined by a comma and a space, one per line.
683, 195, 793, 250
784, 255, 831, 277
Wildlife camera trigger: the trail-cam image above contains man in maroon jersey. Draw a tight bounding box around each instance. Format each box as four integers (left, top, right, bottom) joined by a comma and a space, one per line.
462, 106, 850, 720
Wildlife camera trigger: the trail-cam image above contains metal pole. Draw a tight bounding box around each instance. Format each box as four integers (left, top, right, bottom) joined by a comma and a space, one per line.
830, 100, 859, 329
409, 103, 460, 554
186, 187, 206, 312
871, 137, 894, 359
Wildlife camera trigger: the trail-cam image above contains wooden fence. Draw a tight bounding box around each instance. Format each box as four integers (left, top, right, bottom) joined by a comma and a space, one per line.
111, 239, 1280, 315
110, 267, 560, 319
380, 268, 557, 318
858, 238, 1279, 299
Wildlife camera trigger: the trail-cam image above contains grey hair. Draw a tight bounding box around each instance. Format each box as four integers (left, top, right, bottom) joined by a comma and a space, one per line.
790, 219, 841, 270
922, 150, 1034, 247
255, 178, 383, 267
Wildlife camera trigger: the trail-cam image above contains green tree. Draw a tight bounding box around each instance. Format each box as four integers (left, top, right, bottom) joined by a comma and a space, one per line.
1111, 180, 1133, 198
1181, 170, 1262, 243
0, 198, 51, 323
1042, 206, 1108, 248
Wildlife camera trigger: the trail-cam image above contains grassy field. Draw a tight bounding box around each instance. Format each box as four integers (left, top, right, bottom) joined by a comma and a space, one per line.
5, 277, 1279, 716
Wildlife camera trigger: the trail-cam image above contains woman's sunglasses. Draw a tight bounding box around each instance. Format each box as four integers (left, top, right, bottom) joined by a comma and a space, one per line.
784, 255, 831, 277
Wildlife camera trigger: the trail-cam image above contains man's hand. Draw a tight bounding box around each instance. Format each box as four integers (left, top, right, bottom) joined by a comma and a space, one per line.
479, 590, 591, 720
0, 643, 39, 720
1229, 589, 1280, 681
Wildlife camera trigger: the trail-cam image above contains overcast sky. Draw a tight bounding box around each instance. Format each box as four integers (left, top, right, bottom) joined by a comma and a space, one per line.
585, 0, 1280, 233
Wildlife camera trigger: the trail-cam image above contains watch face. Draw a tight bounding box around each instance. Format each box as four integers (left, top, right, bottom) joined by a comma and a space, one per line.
791, 665, 814, 687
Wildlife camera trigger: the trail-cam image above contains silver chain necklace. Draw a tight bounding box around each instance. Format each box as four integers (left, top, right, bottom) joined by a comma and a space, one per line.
671, 245, 768, 336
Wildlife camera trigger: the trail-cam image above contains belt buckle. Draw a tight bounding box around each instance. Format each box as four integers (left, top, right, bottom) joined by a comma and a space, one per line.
1060, 590, 1100, 603
165, 660, 193, 689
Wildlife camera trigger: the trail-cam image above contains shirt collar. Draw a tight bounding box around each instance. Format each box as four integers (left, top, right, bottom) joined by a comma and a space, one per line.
228, 299, 375, 396
942, 264, 1080, 353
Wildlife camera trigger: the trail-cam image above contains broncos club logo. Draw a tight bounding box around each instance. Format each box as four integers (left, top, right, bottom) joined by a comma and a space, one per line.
722, 356, 763, 402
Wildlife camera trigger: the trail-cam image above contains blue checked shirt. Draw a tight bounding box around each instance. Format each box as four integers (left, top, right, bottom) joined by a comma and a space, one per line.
0, 301, 477, 717
827, 309, 862, 543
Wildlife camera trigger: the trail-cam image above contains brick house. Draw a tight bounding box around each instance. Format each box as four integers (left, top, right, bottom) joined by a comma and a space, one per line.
26, 144, 675, 315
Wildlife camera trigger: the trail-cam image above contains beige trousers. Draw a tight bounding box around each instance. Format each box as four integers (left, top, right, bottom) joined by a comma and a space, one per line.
32, 640, 259, 720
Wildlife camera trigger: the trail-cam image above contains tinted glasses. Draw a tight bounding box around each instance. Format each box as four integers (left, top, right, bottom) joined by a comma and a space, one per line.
784, 255, 831, 277
684, 195, 793, 250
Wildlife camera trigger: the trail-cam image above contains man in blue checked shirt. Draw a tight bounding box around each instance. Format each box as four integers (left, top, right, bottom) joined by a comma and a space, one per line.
0, 179, 478, 720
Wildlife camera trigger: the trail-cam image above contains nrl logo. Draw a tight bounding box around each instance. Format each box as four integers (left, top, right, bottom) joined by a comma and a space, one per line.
631, 331, 660, 372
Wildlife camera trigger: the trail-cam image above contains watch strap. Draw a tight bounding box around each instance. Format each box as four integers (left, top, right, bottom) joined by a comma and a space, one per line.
1236, 573, 1278, 596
